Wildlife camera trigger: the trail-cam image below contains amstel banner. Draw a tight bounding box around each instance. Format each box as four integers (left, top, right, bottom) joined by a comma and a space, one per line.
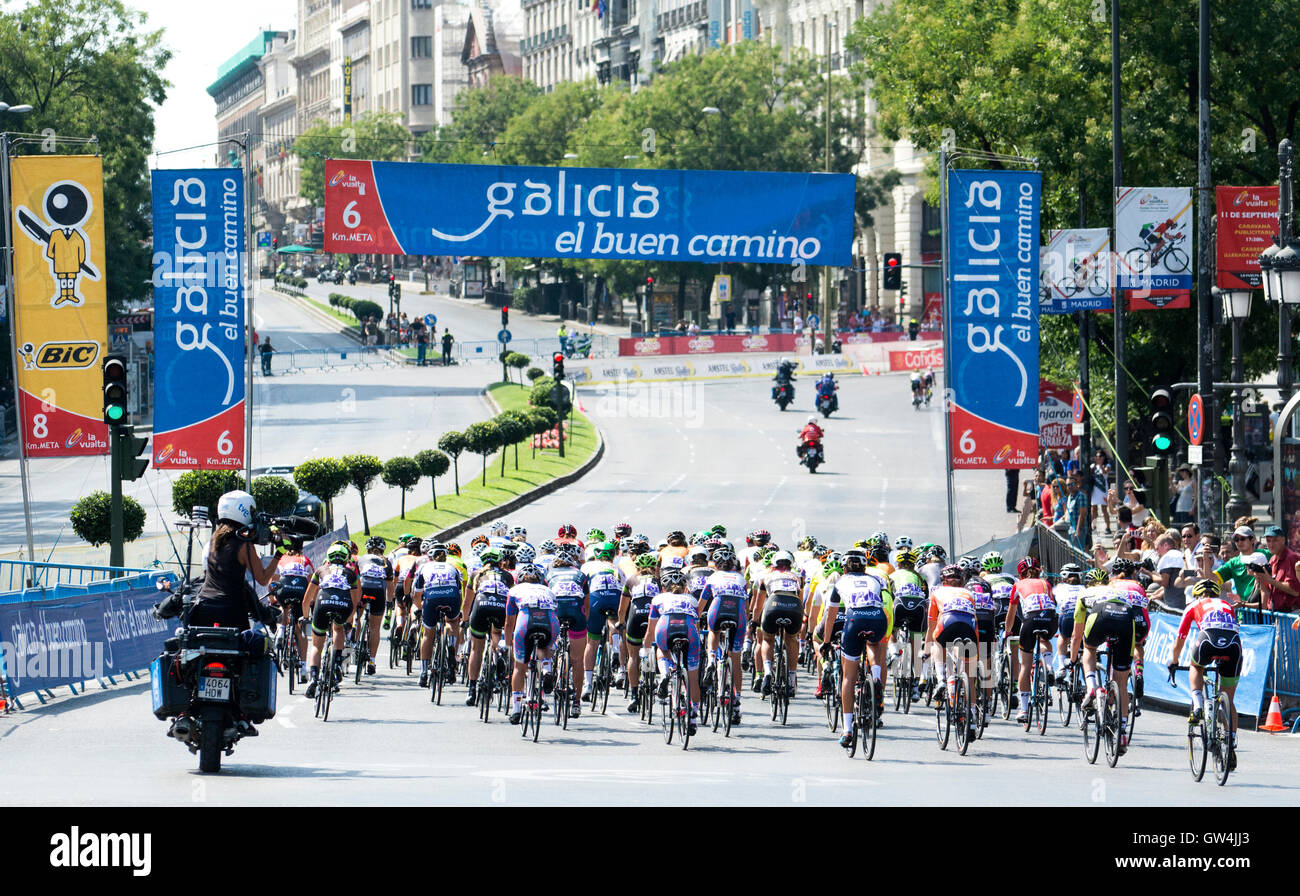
10, 156, 109, 457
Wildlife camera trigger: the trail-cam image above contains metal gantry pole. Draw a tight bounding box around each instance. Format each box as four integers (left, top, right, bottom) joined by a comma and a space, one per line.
939, 147, 956, 555
1196, 0, 1215, 519
1111, 0, 1128, 470
1278, 140, 1295, 406
242, 132, 255, 490
1, 132, 38, 568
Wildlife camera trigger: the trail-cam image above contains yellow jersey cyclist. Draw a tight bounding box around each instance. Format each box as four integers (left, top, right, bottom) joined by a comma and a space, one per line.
1069, 559, 1137, 755
1167, 578, 1243, 768
821, 549, 894, 749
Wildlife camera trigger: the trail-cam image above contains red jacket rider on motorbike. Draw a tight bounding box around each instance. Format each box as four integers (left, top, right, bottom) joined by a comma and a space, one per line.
798, 418, 825, 459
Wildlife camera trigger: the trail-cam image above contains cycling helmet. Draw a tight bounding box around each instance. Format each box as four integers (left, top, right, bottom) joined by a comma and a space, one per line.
688, 530, 707, 546
894, 536, 913, 550
479, 547, 502, 565
927, 545, 948, 562
634, 553, 659, 570
617, 536, 634, 555
632, 533, 651, 550
896, 548, 919, 567
666, 530, 686, 543
870, 531, 889, 546
1060, 562, 1084, 582
1190, 578, 1221, 598
870, 544, 890, 563
326, 543, 350, 564
770, 549, 795, 568
1016, 556, 1041, 578
613, 523, 632, 539
940, 564, 965, 583
710, 524, 727, 537
594, 541, 616, 561
560, 543, 583, 562
959, 556, 980, 574
843, 549, 868, 573
753, 529, 771, 546
366, 536, 387, 554
424, 541, 447, 560
1085, 568, 1109, 586
659, 567, 688, 588
405, 533, 423, 549
216, 489, 256, 526
798, 535, 816, 551
1111, 557, 1136, 577
822, 555, 843, 575
515, 544, 537, 565
471, 533, 489, 552
447, 543, 462, 557
516, 564, 544, 584
540, 539, 558, 555
398, 533, 415, 544
744, 532, 756, 547
499, 550, 517, 570
509, 525, 528, 541
980, 551, 1004, 572
711, 546, 736, 567
688, 545, 709, 562
490, 522, 509, 537
586, 527, 606, 544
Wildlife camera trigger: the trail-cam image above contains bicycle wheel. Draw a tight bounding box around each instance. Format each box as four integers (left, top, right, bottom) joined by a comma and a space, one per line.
999, 655, 1012, 720
354, 615, 368, 686
676, 653, 691, 750
825, 664, 841, 732
1127, 680, 1140, 745
935, 685, 951, 750
1125, 246, 1151, 273
1057, 668, 1074, 728
1212, 693, 1233, 786
1082, 692, 1101, 764
1035, 655, 1051, 735
479, 654, 494, 723
1187, 708, 1208, 781
661, 667, 676, 745
405, 626, 415, 676
321, 644, 335, 722
721, 654, 734, 737
599, 635, 612, 715
286, 629, 298, 695
1103, 681, 1122, 767
1166, 246, 1190, 273
901, 634, 915, 715
863, 672, 877, 761
977, 688, 991, 739
557, 652, 571, 729
700, 662, 714, 727
955, 675, 970, 756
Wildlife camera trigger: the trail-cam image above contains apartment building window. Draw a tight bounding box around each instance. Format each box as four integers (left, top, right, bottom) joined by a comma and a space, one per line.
412, 83, 432, 105
412, 35, 432, 57
413, 0, 432, 7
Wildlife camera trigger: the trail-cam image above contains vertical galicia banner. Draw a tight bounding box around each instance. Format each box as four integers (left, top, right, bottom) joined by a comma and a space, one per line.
151, 169, 246, 469
946, 169, 1041, 469
11, 155, 109, 458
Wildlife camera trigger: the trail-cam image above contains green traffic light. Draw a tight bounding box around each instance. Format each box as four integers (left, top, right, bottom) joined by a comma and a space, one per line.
1153, 434, 1172, 451
106, 405, 125, 422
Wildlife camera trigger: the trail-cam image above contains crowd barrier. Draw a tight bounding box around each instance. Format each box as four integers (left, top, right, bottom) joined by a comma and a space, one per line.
258, 346, 401, 376
0, 559, 156, 592
569, 353, 861, 385
618, 329, 940, 357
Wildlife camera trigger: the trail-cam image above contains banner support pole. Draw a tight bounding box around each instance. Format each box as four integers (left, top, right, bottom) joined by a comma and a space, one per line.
940, 146, 957, 556
1, 132, 38, 573
241, 131, 254, 491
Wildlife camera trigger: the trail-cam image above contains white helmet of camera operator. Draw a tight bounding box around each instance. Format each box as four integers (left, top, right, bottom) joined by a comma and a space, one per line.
807, 415, 817, 425
217, 490, 256, 526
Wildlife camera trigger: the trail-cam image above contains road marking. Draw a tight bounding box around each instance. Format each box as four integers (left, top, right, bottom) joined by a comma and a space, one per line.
645, 472, 686, 506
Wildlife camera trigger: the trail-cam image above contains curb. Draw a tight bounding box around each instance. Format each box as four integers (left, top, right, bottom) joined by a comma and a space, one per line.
432, 397, 605, 543
267, 287, 364, 345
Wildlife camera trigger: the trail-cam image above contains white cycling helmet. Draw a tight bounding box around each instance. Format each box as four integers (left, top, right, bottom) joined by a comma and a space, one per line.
771, 549, 795, 568
490, 521, 509, 537
807, 415, 817, 425
216, 490, 256, 526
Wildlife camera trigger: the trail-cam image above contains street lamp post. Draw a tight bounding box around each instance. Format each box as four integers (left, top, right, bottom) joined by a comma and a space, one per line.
702, 106, 725, 331
1219, 287, 1254, 525
1264, 139, 1298, 406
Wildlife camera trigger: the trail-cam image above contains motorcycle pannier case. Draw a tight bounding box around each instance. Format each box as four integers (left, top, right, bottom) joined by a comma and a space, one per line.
239, 653, 277, 722
150, 653, 189, 720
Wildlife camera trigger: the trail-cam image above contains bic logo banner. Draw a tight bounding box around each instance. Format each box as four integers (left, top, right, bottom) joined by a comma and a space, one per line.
10, 156, 109, 457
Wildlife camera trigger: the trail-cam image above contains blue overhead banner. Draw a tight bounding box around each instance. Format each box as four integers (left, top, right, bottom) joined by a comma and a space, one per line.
151, 169, 247, 470
946, 168, 1041, 469
323, 160, 856, 266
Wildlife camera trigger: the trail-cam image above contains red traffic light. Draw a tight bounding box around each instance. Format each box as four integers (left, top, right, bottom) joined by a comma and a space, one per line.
886, 256, 900, 268
553, 353, 564, 364
806, 293, 813, 300
646, 276, 655, 286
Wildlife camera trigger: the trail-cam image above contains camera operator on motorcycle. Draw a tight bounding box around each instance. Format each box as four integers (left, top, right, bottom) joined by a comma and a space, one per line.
797, 416, 825, 462
772, 358, 797, 405
815, 373, 839, 414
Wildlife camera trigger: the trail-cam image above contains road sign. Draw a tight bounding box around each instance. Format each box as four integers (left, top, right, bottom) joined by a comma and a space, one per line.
1188, 444, 1204, 465
424, 313, 436, 328
256, 231, 271, 248
1072, 391, 1085, 424
1188, 393, 1204, 445
498, 329, 511, 344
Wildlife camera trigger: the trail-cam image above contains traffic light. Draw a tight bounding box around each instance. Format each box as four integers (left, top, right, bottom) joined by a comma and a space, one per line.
552, 352, 565, 379
115, 425, 149, 481
501, 305, 509, 328
272, 236, 278, 250
646, 275, 655, 290
883, 252, 902, 290
102, 353, 128, 424
1150, 387, 1175, 455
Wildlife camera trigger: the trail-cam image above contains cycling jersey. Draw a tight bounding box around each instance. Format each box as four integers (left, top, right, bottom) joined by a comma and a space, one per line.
650, 591, 701, 671
761, 568, 802, 598
357, 552, 393, 594
393, 553, 422, 599
1010, 577, 1053, 614
1075, 586, 1136, 670
687, 566, 715, 603
580, 560, 624, 636
929, 585, 978, 646
547, 564, 589, 636
828, 572, 892, 613
414, 560, 464, 627
984, 572, 1018, 615
1113, 578, 1152, 641
311, 563, 357, 593
506, 582, 558, 662
702, 570, 747, 651
658, 545, 689, 568
1177, 597, 1240, 638
467, 568, 513, 636
918, 561, 944, 591
309, 562, 357, 635
889, 569, 928, 635
966, 578, 996, 613
624, 574, 659, 645
276, 553, 314, 579
1179, 597, 1243, 682
1053, 583, 1087, 617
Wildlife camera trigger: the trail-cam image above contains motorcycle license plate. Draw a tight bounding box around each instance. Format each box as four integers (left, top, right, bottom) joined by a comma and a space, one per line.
199, 677, 232, 702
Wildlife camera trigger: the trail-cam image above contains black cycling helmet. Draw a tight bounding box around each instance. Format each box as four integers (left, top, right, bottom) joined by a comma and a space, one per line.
516, 564, 544, 584
613, 523, 632, 539
940, 564, 965, 583
1060, 562, 1084, 582
843, 549, 868, 573
659, 567, 688, 588
1111, 557, 1136, 577
366, 536, 387, 554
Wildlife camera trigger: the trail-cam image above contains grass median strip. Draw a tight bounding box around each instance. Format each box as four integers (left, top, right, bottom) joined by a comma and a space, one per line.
370, 382, 596, 541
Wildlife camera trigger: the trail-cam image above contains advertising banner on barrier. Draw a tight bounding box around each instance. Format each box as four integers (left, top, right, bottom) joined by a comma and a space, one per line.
0, 578, 171, 698
323, 160, 856, 265
1114, 186, 1193, 299
946, 168, 1041, 469
10, 156, 110, 457
1216, 185, 1278, 290
1141, 613, 1276, 718
641, 361, 695, 380
888, 346, 944, 371
150, 170, 247, 469
1043, 228, 1113, 312
698, 359, 750, 377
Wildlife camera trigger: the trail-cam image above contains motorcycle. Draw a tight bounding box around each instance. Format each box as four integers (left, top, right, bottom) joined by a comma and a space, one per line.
816, 390, 837, 418
799, 440, 824, 473
772, 381, 795, 411
347, 269, 357, 285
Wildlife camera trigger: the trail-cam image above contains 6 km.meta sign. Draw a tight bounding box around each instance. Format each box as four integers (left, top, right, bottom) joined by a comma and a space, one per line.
322, 160, 856, 265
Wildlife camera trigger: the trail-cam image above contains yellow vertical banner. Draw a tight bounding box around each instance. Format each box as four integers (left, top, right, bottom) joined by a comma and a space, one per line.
11, 155, 109, 457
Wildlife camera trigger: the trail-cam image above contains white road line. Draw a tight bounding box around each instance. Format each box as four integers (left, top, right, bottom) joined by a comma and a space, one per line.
645, 472, 686, 507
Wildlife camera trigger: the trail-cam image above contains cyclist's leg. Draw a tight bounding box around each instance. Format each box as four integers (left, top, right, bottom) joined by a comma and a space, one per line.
365, 594, 384, 660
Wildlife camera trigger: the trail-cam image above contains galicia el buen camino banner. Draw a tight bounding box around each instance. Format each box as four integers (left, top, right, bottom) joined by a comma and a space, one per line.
946, 168, 1041, 470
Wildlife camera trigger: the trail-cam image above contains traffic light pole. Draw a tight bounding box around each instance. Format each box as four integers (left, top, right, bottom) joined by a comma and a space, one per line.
109, 425, 124, 569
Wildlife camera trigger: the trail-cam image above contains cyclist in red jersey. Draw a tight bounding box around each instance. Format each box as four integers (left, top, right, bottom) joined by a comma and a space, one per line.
926, 564, 979, 736
1167, 579, 1243, 765
1004, 557, 1057, 725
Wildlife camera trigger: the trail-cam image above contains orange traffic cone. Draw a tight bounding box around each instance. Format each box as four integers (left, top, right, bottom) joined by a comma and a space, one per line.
1261, 695, 1287, 732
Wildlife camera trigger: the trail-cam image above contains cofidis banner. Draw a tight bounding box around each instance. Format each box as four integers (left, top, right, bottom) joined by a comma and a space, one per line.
946, 169, 1041, 469
323, 160, 856, 266
150, 170, 246, 469
10, 156, 109, 457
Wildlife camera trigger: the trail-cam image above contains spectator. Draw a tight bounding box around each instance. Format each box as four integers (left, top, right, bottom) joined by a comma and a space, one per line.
259, 338, 274, 376
687, 320, 701, 337
1005, 468, 1019, 514
1090, 450, 1113, 534
1121, 481, 1149, 526
1172, 465, 1196, 524
793, 312, 804, 334
1258, 525, 1300, 612
557, 322, 568, 353
1065, 475, 1089, 547
1151, 531, 1184, 605
1040, 475, 1058, 524
1216, 525, 1269, 607
1050, 478, 1068, 528
441, 327, 454, 365
1174, 541, 1218, 607
413, 320, 428, 366
1179, 521, 1203, 567
871, 313, 884, 333
1018, 470, 1045, 531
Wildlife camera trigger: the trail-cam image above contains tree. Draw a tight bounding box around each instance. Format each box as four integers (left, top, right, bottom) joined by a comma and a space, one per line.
381, 456, 422, 519
526, 366, 545, 383
494, 411, 529, 473
414, 448, 451, 509
506, 352, 531, 385
462, 421, 501, 486
70, 491, 145, 547
292, 112, 411, 207
341, 454, 384, 534
171, 470, 242, 520
528, 376, 557, 410
418, 76, 543, 164
497, 81, 601, 166
527, 407, 558, 458
437, 430, 467, 496
251, 475, 298, 516
293, 458, 349, 529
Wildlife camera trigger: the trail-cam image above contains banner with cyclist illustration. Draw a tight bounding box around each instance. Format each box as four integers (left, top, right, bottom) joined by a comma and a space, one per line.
1043, 228, 1113, 312
150, 169, 246, 470
9, 155, 110, 458
1114, 186, 1193, 309
945, 168, 1041, 470
1216, 185, 1278, 290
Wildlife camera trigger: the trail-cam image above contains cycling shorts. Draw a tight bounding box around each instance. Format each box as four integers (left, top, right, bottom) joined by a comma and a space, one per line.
361, 586, 387, 617
1082, 602, 1135, 671
1191, 629, 1243, 685
1134, 608, 1150, 644
706, 596, 746, 652
624, 598, 652, 646
554, 598, 587, 641
893, 597, 927, 636
311, 589, 354, 636
840, 607, 888, 663
587, 590, 622, 639
654, 614, 701, 671
466, 596, 505, 638
1018, 609, 1058, 651
512, 608, 557, 663
974, 610, 997, 650
278, 585, 306, 621
935, 615, 978, 649
1057, 613, 1075, 642
761, 594, 803, 636
814, 612, 845, 644
421, 592, 462, 628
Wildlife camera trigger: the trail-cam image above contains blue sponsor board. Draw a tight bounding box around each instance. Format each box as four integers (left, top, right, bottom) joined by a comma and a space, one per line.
1140, 612, 1275, 718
